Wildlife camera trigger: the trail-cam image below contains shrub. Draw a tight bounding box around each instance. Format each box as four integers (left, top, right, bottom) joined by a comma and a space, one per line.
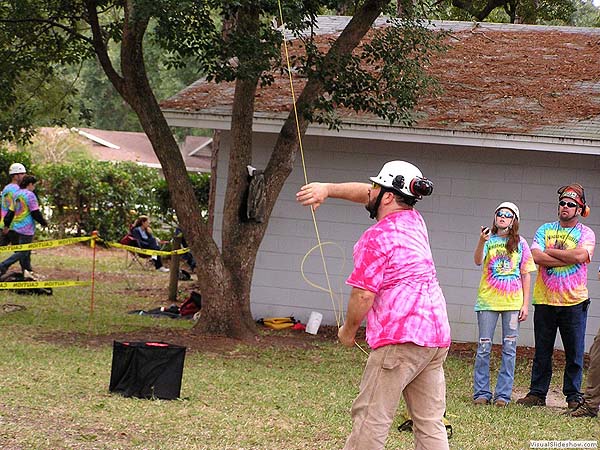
0, 147, 33, 185
38, 160, 162, 241
36, 160, 211, 243
154, 172, 211, 225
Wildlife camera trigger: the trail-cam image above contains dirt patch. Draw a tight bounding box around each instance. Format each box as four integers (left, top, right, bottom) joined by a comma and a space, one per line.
36, 323, 580, 369
0, 303, 27, 314
36, 325, 349, 355
449, 341, 592, 409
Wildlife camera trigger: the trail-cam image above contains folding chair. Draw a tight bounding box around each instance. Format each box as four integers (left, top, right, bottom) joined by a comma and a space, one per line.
121, 233, 171, 271
125, 251, 155, 270
120, 233, 154, 270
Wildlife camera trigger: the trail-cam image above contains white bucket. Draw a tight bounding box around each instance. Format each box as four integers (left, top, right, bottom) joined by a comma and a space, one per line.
305, 311, 323, 335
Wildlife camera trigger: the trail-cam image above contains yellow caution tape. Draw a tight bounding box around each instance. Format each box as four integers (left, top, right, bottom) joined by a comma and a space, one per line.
106, 241, 190, 257
0, 233, 193, 292
0, 233, 196, 294
0, 235, 190, 258
0, 280, 91, 289
0, 236, 93, 253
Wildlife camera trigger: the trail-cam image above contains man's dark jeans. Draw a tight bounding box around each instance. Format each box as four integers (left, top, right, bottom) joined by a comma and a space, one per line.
0, 233, 34, 273
0, 230, 18, 246
529, 301, 589, 403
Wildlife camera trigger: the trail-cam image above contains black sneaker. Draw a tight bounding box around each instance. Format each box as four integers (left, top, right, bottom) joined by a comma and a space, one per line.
516, 394, 546, 407
567, 398, 583, 410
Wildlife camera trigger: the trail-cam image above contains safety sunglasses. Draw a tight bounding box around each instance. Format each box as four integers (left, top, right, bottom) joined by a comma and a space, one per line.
371, 181, 380, 189
559, 200, 578, 208
496, 211, 514, 219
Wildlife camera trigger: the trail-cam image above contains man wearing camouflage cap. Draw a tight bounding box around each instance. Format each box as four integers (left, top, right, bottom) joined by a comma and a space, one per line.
517, 183, 595, 411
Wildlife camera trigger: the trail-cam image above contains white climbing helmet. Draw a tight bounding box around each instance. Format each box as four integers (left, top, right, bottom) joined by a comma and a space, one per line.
8, 163, 26, 175
369, 160, 433, 199
495, 201, 520, 222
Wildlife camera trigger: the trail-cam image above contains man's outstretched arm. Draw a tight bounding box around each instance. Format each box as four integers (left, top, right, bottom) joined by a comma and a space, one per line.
296, 182, 371, 210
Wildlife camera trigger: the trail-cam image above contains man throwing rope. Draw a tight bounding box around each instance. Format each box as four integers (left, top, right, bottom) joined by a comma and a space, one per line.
296, 161, 451, 450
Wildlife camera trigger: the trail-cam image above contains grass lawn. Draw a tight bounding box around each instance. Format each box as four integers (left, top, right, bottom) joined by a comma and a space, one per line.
0, 244, 598, 449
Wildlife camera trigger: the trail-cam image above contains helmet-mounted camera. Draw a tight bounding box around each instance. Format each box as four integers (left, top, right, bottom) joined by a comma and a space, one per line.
370, 161, 434, 200
366, 161, 433, 220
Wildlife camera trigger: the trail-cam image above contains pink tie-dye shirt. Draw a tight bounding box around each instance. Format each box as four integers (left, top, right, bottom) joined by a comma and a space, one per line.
346, 210, 451, 350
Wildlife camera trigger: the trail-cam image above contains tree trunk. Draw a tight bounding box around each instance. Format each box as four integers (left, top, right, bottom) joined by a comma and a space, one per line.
219, 76, 262, 336
207, 130, 220, 237
109, 1, 256, 339
85, 0, 392, 341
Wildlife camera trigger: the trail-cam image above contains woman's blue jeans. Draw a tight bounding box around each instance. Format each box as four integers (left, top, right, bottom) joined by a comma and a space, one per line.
473, 310, 520, 403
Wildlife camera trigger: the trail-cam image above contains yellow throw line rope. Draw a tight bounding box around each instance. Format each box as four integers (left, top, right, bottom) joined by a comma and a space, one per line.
277, 2, 340, 328
300, 241, 345, 324
276, 2, 368, 356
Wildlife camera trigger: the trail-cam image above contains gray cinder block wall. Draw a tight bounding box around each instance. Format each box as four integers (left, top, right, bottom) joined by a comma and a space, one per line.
213, 131, 600, 351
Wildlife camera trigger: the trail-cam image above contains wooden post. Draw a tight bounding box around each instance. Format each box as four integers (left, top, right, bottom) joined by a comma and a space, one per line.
90, 230, 98, 316
168, 234, 182, 302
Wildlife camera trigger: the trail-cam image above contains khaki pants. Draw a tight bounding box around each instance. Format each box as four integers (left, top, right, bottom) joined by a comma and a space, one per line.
583, 327, 600, 410
343, 343, 449, 450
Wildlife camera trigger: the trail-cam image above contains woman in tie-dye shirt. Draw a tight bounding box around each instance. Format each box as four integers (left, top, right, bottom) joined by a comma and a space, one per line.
472, 202, 536, 407
0, 175, 47, 278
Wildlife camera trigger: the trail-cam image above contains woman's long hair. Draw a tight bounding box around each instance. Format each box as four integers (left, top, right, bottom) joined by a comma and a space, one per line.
492, 219, 520, 254
132, 215, 149, 228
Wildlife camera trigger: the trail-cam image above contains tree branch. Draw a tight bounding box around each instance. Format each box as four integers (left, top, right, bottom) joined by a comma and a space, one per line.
451, 0, 507, 21
264, 0, 391, 212
83, 0, 125, 95
220, 8, 262, 264
0, 17, 93, 44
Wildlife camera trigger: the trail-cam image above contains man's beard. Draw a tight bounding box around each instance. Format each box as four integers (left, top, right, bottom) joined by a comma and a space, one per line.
365, 190, 384, 220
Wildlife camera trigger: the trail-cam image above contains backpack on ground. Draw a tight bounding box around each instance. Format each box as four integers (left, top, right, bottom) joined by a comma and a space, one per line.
180, 291, 202, 316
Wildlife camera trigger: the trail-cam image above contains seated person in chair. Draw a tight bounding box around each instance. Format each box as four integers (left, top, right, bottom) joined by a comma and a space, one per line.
130, 215, 169, 273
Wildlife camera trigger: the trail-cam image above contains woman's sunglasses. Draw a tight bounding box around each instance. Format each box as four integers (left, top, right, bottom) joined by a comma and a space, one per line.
496, 211, 514, 219
559, 200, 578, 208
